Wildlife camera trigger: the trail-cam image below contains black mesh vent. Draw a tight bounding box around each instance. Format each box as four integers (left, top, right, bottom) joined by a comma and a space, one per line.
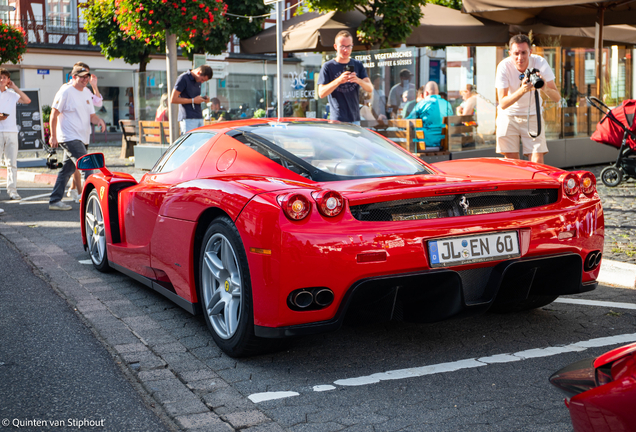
350, 189, 559, 222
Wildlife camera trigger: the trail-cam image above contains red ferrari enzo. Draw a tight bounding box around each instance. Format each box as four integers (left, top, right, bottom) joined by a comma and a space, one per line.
77, 119, 604, 357
550, 342, 636, 431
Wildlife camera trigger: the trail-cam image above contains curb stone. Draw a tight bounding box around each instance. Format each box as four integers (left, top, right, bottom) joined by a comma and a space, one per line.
598, 259, 636, 289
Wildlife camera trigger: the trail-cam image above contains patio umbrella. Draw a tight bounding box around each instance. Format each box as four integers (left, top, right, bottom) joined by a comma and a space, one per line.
406, 3, 509, 46
462, 0, 636, 98
510, 23, 636, 48
240, 10, 366, 54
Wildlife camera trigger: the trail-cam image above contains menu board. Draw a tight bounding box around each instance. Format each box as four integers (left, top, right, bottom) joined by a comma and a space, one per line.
16, 89, 44, 151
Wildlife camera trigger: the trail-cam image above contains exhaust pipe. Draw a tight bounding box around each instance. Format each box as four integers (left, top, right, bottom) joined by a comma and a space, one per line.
314, 289, 334, 307
594, 252, 602, 268
290, 290, 313, 309
584, 251, 602, 271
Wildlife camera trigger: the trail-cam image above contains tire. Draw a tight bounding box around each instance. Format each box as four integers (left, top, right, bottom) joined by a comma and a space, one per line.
489, 295, 559, 313
199, 217, 272, 357
601, 166, 623, 187
85, 189, 110, 272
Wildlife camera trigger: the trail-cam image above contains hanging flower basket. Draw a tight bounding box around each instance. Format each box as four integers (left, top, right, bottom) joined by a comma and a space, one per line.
0, 21, 27, 65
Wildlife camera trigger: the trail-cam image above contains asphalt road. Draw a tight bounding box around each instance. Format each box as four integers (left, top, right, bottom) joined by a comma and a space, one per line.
0, 207, 175, 432
0, 186, 635, 431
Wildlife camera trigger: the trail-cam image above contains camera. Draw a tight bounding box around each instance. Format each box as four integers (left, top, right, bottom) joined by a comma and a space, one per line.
46, 147, 62, 169
522, 68, 544, 89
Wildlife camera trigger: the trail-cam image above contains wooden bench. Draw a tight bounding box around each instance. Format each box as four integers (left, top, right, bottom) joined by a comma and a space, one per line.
134, 121, 170, 170
362, 119, 424, 153
138, 121, 170, 145
444, 115, 477, 152
119, 120, 139, 159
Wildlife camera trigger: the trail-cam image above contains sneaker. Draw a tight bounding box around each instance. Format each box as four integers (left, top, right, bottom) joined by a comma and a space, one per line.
68, 189, 80, 203
49, 201, 72, 211
9, 193, 21, 200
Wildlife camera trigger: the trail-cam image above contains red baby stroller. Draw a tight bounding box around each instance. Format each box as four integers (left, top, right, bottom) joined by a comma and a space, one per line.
589, 96, 636, 187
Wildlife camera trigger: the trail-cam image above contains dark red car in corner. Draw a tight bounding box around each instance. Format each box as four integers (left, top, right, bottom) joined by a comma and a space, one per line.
550, 342, 636, 431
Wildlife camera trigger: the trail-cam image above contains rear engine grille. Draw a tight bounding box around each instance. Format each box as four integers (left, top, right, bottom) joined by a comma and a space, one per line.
350, 189, 559, 222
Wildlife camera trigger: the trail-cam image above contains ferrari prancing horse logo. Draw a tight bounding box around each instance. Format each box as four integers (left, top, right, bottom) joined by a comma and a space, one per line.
224, 280, 230, 292
99, 186, 105, 200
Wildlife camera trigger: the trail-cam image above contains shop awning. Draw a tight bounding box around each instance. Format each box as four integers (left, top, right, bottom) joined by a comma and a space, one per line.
511, 23, 636, 48
240, 10, 366, 54
406, 3, 509, 46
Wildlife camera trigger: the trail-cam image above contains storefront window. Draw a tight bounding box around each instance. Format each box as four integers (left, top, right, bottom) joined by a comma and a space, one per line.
46, 0, 76, 33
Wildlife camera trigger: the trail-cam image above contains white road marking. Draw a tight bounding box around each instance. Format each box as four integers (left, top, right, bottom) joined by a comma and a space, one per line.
333, 333, 636, 387
79, 259, 93, 265
248, 333, 636, 402
313, 385, 336, 392
18, 192, 52, 201
554, 298, 636, 310
248, 391, 299, 403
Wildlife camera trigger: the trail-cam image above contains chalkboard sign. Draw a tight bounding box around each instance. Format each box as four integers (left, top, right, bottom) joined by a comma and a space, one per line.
16, 89, 44, 151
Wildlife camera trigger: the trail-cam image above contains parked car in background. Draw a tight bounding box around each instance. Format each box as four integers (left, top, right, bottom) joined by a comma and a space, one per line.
77, 118, 604, 357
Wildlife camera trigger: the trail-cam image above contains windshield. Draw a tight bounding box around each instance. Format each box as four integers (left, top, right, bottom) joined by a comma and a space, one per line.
239, 122, 432, 179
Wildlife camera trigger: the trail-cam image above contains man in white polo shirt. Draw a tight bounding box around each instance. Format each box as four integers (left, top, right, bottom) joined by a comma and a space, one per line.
48, 64, 106, 211
0, 68, 31, 207
495, 34, 561, 164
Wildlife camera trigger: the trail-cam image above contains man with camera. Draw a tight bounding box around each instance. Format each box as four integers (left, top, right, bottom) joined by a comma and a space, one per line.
318, 30, 373, 125
496, 34, 561, 164
170, 65, 213, 135
0, 68, 31, 206
48, 65, 106, 211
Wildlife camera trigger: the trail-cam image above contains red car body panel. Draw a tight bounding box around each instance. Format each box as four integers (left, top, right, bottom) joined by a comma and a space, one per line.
79, 119, 604, 334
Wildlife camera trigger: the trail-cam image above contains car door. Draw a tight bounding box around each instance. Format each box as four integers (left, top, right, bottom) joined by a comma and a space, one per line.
115, 132, 217, 277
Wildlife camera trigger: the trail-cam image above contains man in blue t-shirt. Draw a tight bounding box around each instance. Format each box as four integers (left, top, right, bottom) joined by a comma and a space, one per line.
407, 82, 453, 148
170, 65, 212, 135
318, 31, 373, 125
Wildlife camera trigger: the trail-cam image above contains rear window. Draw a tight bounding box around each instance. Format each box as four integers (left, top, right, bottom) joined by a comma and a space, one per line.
239, 122, 431, 179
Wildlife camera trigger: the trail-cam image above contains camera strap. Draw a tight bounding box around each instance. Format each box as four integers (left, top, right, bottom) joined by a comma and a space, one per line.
527, 88, 542, 138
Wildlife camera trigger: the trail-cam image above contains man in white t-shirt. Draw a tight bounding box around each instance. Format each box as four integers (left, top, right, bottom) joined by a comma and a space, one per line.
0, 68, 31, 206
495, 34, 561, 164
48, 65, 106, 211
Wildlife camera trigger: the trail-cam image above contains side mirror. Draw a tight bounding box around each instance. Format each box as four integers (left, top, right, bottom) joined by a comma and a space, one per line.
77, 153, 111, 177
77, 153, 105, 170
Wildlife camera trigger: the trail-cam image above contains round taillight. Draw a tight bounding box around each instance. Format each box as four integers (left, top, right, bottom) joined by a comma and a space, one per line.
563, 173, 580, 196
312, 190, 344, 217
580, 172, 596, 195
279, 193, 311, 220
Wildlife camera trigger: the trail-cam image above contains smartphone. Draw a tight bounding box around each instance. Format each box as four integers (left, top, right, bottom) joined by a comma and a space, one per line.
344, 64, 354, 73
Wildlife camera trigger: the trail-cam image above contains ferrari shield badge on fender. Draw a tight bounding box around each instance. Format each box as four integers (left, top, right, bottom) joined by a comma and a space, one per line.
99, 186, 105, 200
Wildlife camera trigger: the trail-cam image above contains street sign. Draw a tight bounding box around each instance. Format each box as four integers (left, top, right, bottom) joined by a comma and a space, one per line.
0, 5, 15, 11
37, 69, 50, 75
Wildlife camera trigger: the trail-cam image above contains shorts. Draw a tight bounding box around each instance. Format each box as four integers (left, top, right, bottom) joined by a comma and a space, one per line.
496, 114, 548, 155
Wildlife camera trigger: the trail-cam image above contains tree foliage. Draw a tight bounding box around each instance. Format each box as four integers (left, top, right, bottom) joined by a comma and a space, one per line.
83, 0, 269, 63
81, 0, 161, 72
305, 0, 428, 48
428, 0, 462, 10
0, 21, 27, 65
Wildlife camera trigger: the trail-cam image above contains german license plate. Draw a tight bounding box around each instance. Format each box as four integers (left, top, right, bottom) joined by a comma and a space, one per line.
428, 231, 520, 267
